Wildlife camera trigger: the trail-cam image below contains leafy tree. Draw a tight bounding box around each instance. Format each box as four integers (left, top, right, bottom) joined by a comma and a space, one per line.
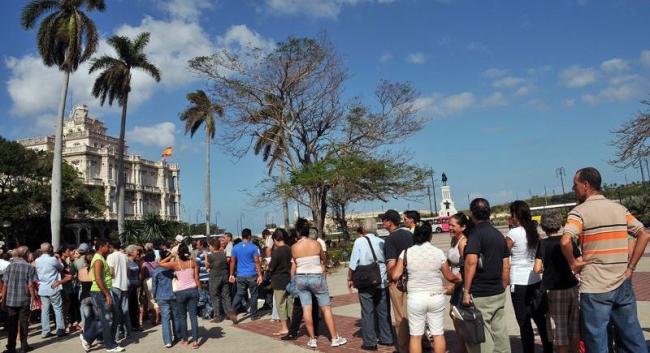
89, 32, 161, 236
190, 36, 424, 234
179, 90, 224, 236
21, 0, 106, 250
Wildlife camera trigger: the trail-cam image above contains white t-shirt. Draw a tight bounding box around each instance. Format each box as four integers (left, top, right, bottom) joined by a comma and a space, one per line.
507, 226, 541, 285
106, 251, 129, 291
317, 238, 327, 252
399, 242, 446, 293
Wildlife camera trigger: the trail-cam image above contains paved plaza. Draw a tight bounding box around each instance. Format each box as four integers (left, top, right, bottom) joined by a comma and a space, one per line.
3, 232, 650, 352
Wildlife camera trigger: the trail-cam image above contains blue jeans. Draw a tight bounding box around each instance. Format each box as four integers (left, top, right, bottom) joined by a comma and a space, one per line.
295, 274, 331, 307
174, 288, 199, 342
358, 287, 393, 347
158, 299, 176, 345
84, 292, 117, 350
233, 276, 259, 316
581, 279, 647, 353
111, 287, 131, 340
79, 297, 94, 335
40, 290, 65, 336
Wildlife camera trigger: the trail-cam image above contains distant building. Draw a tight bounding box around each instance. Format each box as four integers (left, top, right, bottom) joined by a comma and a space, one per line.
17, 105, 181, 222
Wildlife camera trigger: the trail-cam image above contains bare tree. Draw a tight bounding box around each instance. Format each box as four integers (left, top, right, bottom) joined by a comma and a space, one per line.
189, 36, 425, 234
611, 100, 650, 169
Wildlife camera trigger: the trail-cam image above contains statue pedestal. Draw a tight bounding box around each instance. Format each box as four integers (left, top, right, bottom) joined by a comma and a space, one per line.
439, 185, 457, 217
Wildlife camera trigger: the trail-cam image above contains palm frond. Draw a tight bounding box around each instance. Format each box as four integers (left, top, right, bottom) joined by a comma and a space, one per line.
78, 11, 99, 63
135, 61, 161, 82
20, 0, 59, 29
132, 32, 151, 54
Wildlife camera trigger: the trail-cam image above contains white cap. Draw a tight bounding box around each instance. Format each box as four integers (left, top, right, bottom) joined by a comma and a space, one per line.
175, 235, 185, 242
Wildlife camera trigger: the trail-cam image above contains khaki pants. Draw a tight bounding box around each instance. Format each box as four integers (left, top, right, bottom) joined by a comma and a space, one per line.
388, 283, 409, 353
273, 289, 293, 321
467, 291, 511, 353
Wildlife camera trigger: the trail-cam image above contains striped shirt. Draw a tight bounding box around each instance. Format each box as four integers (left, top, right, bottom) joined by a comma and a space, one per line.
564, 194, 644, 293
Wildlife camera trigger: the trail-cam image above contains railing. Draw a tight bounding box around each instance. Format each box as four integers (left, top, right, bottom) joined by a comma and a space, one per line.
17, 136, 54, 146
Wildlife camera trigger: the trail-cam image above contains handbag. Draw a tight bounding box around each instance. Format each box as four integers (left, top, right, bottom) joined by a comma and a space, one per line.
286, 277, 298, 297
396, 249, 408, 292
454, 304, 486, 345
531, 283, 548, 313
351, 237, 382, 289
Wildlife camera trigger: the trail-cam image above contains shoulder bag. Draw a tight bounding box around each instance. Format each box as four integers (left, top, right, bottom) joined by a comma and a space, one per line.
352, 237, 382, 289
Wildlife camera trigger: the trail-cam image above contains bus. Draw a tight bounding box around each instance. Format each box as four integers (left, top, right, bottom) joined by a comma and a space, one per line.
430, 216, 451, 233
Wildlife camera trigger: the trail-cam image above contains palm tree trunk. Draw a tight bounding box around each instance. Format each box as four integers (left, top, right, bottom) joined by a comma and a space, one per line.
116, 96, 129, 238
280, 163, 289, 228
51, 71, 70, 251
205, 133, 211, 236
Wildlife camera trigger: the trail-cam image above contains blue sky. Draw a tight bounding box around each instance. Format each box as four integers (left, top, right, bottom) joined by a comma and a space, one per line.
2, 0, 650, 233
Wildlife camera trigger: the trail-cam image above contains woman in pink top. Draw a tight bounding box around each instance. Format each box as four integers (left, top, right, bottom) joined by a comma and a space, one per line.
160, 243, 201, 349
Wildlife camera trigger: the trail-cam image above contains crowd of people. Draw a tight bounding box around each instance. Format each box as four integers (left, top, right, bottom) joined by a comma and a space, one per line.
347, 167, 649, 353
0, 166, 649, 353
0, 216, 349, 353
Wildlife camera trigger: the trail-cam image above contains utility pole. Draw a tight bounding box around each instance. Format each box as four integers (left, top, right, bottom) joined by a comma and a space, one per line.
645, 159, 649, 182
430, 168, 438, 215
640, 160, 646, 183
556, 167, 566, 197
427, 186, 434, 217
543, 185, 548, 206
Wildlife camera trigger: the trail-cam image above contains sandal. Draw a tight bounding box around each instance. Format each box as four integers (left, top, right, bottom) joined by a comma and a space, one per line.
192, 342, 200, 349
273, 331, 289, 336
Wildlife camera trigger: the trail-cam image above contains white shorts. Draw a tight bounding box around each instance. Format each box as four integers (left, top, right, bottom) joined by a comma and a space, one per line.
407, 292, 446, 336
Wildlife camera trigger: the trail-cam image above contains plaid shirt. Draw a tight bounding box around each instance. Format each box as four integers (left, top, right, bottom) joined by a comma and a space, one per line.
2, 258, 36, 307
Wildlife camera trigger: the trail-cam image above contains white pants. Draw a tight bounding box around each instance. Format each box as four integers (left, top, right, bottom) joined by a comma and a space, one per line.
407, 292, 446, 336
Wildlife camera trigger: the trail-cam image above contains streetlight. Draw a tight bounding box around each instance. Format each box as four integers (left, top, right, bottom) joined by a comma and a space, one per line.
555, 167, 566, 197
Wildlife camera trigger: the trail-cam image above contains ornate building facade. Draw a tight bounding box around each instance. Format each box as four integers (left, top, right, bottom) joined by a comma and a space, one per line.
17, 105, 181, 222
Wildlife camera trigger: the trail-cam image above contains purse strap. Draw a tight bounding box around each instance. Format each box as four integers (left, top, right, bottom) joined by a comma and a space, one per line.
364, 236, 378, 263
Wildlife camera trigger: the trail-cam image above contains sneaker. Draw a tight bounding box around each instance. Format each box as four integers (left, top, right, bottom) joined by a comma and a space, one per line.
106, 346, 125, 352
164, 343, 172, 348
80, 334, 91, 352
280, 333, 297, 341
331, 336, 348, 347
307, 338, 318, 349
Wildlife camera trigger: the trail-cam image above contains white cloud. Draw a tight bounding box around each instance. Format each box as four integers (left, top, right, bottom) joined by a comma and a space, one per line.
492, 76, 526, 88
482, 92, 508, 107
262, 0, 394, 19
414, 92, 475, 117
482, 68, 508, 79
581, 94, 598, 105
379, 51, 393, 63
600, 58, 628, 73
128, 122, 177, 148
514, 84, 535, 96
641, 50, 650, 68
156, 0, 215, 21
217, 24, 276, 53
467, 41, 488, 53
559, 65, 597, 87
562, 99, 576, 108
406, 52, 428, 64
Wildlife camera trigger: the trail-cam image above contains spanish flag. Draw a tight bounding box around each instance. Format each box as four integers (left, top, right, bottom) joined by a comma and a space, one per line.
161, 146, 173, 158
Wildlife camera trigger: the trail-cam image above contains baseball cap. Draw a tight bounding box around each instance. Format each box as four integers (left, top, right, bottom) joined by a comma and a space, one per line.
380, 209, 401, 225
77, 243, 90, 254
175, 235, 185, 242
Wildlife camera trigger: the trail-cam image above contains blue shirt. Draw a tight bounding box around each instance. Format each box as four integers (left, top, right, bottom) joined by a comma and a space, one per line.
348, 234, 388, 288
232, 241, 260, 277
151, 267, 175, 301
34, 254, 62, 296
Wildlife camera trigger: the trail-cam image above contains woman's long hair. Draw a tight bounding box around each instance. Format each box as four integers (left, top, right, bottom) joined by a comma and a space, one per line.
510, 200, 539, 251
177, 243, 191, 261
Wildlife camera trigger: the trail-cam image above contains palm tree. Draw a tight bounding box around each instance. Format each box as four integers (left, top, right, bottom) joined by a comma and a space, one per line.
89, 32, 161, 236
179, 90, 223, 236
252, 94, 291, 228
21, 0, 106, 250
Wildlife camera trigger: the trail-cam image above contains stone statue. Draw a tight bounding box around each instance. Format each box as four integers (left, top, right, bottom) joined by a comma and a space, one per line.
441, 172, 448, 186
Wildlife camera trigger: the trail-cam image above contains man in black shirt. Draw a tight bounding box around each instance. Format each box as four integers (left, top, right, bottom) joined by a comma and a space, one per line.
382, 209, 413, 353
463, 198, 511, 353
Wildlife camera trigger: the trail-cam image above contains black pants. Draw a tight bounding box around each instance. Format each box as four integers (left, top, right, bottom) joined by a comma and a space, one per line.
511, 283, 552, 353
210, 275, 234, 318
7, 305, 30, 353
288, 294, 319, 337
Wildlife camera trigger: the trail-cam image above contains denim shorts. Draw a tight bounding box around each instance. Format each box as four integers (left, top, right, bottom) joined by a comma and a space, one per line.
295, 274, 331, 307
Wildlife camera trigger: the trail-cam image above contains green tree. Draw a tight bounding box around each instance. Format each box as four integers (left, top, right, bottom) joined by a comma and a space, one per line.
89, 32, 161, 236
179, 90, 223, 236
21, 0, 106, 250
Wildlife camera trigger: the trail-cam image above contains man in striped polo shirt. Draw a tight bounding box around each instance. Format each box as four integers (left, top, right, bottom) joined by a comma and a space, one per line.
561, 167, 649, 353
